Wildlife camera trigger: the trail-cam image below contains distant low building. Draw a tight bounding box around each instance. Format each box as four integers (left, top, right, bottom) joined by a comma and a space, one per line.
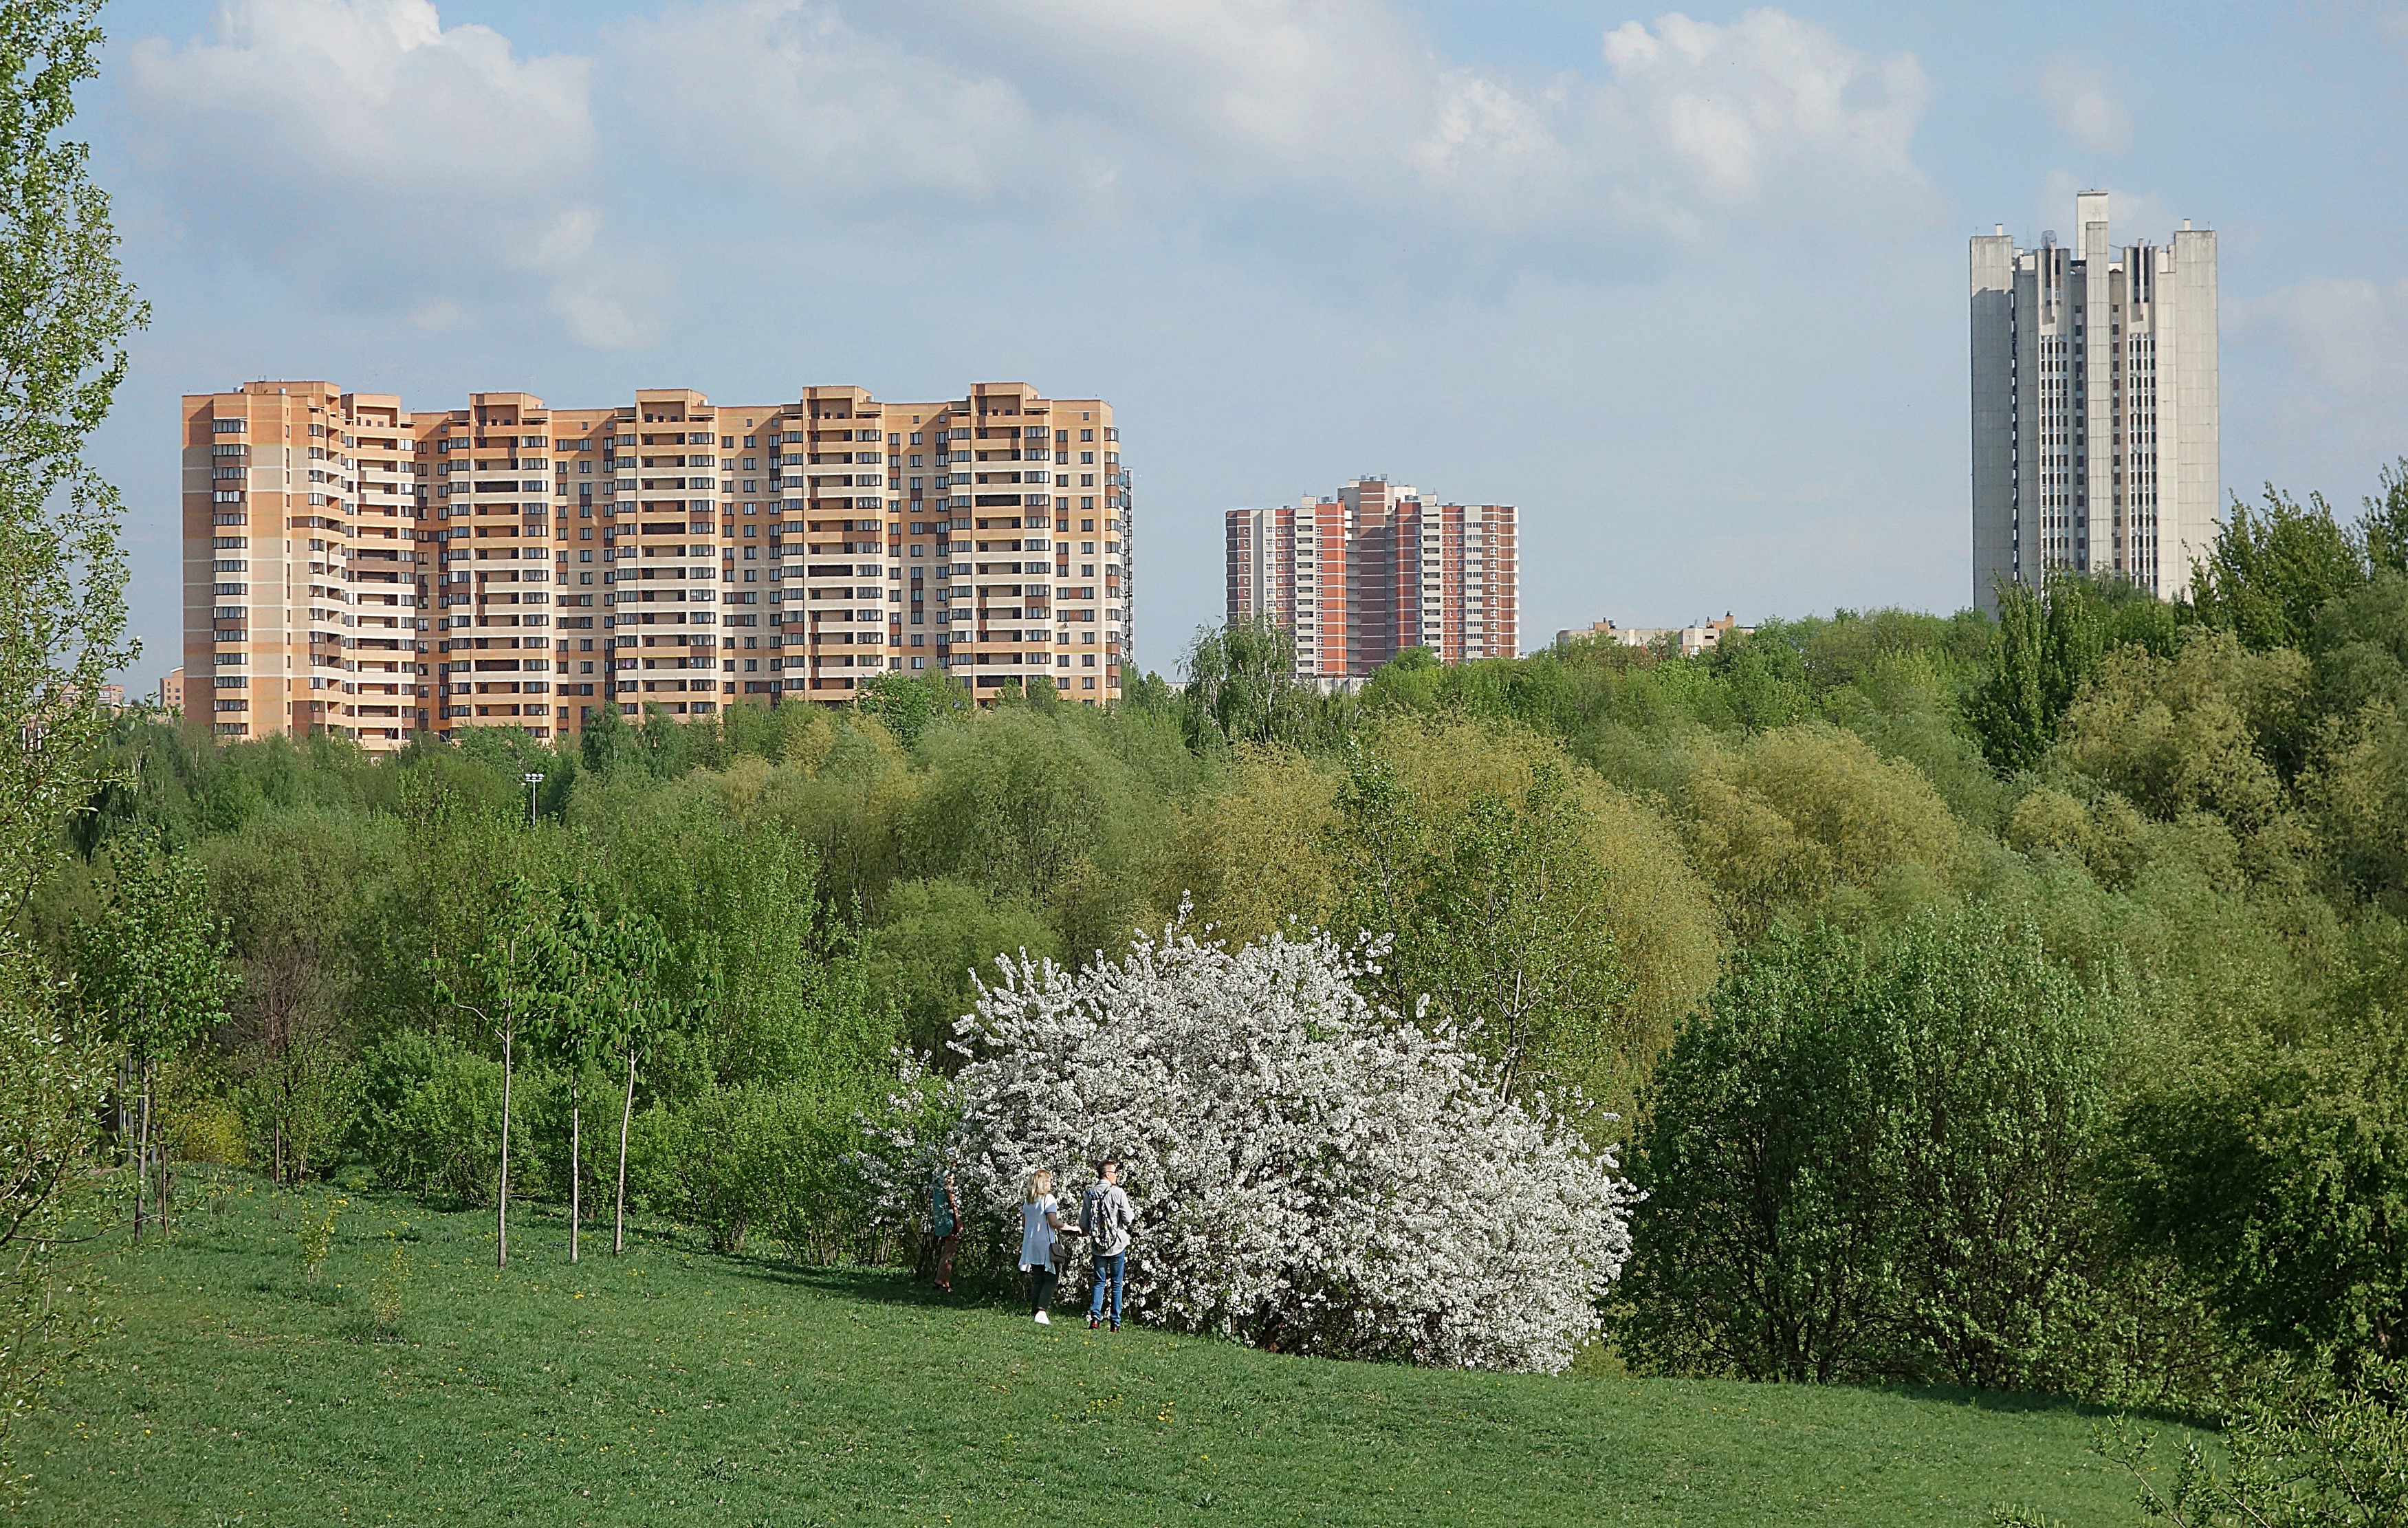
161, 666, 184, 714
1557, 613, 1749, 659
54, 679, 126, 712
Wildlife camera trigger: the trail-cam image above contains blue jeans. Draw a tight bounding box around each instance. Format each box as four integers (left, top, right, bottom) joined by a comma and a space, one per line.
1088, 1252, 1126, 1323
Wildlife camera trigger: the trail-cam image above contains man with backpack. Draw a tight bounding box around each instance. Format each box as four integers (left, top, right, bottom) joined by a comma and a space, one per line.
1082, 1159, 1135, 1331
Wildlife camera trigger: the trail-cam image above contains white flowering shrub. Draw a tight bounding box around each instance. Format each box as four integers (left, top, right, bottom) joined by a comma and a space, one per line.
923, 923, 1632, 1373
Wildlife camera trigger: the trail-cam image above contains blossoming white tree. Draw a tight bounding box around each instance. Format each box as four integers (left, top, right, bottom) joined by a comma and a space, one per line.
871, 923, 1632, 1373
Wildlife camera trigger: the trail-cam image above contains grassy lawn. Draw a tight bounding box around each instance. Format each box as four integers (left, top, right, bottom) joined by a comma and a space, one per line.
17, 1183, 2149, 1527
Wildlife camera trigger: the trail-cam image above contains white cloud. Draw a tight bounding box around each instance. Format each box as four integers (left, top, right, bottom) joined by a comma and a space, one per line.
129, 0, 589, 179
2035, 51, 2132, 155
116, 1, 1936, 342
609, 1, 1930, 251
604, 1, 1045, 203
123, 0, 657, 348
987, 0, 1433, 166
1600, 10, 1930, 204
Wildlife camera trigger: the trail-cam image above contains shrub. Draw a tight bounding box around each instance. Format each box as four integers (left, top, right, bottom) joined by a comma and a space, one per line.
2121, 976, 2408, 1377
635, 1080, 881, 1262
358, 1032, 552, 1207
294, 1197, 340, 1283
1623, 905, 2120, 1390
167, 1094, 248, 1171
1992, 1360, 2408, 1528
925, 924, 1632, 1373
367, 1238, 409, 1341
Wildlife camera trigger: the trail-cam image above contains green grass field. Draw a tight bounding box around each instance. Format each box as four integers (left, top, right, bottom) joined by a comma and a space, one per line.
17, 1183, 2154, 1526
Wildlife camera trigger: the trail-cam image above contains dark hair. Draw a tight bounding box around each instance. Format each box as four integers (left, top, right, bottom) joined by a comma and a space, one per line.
1098, 1158, 1119, 1175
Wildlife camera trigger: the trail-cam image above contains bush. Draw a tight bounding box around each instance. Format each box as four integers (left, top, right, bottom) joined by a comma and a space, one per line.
294, 1196, 340, 1283
1994, 1360, 2408, 1528
921, 924, 1632, 1373
1623, 905, 2121, 1390
634, 1080, 882, 1262
358, 1032, 552, 1207
2121, 970, 2408, 1379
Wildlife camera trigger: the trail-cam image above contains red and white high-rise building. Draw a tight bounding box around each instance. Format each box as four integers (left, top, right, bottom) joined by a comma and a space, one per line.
1225, 477, 1516, 678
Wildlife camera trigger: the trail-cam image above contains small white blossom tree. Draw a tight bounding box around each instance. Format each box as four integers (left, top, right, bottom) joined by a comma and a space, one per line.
901, 923, 1631, 1373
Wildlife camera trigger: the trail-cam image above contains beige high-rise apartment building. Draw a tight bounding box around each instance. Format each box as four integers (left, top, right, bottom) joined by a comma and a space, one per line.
181, 380, 1130, 751
1226, 477, 1517, 677
1971, 190, 2218, 611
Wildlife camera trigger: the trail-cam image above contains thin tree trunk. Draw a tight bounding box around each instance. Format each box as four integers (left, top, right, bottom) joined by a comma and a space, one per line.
569, 1076, 580, 1265
132, 1060, 150, 1245
615, 1047, 635, 1257
158, 1064, 173, 1238
498, 1005, 513, 1271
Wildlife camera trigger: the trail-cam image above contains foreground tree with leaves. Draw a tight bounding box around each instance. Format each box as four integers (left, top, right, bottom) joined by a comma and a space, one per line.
0, 0, 144, 919
427, 875, 544, 1269
0, 0, 148, 1496
0, 952, 111, 1507
532, 884, 674, 1260
70, 842, 234, 1237
889, 923, 1632, 1373
1623, 906, 2119, 1390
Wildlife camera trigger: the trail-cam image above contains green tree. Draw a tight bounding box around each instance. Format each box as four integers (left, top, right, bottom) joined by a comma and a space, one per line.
0, 3, 145, 1485
1705, 626, 1813, 732
426, 876, 544, 1269
0, 946, 111, 1504
1333, 745, 1628, 1098
1964, 574, 2105, 772
1176, 616, 1352, 753
2057, 631, 2315, 884
71, 842, 234, 1238
2187, 487, 2367, 653
1625, 908, 2117, 1390
868, 878, 1057, 1059
855, 669, 967, 750
597, 910, 671, 1257
2122, 981, 2408, 1376
0, 0, 145, 928
2354, 458, 2408, 579
1675, 723, 1973, 940
531, 886, 610, 1262
533, 884, 673, 1259
201, 809, 386, 1185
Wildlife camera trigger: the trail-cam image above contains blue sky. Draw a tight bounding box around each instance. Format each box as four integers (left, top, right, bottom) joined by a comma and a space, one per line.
87, 0, 2408, 690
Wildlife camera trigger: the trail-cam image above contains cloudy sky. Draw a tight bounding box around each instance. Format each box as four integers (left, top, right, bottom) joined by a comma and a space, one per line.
88, 0, 2408, 686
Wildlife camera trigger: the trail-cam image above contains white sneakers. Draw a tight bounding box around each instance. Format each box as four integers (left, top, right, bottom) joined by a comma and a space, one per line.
1033, 1311, 1051, 1325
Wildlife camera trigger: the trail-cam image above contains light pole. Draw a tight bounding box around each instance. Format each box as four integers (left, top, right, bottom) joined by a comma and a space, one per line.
523, 771, 545, 828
